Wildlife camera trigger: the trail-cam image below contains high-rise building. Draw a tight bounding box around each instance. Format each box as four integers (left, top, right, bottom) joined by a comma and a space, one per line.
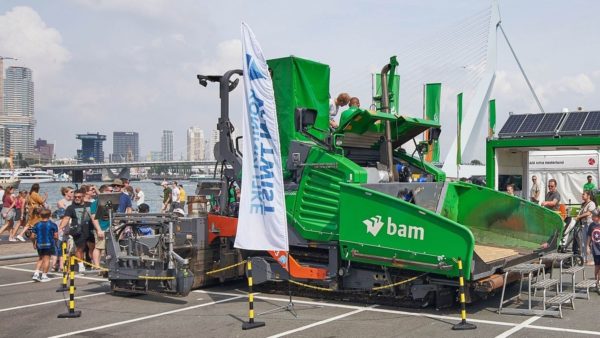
0, 66, 35, 156
207, 129, 219, 160
0, 127, 10, 157
33, 138, 54, 163
161, 130, 173, 161
147, 151, 162, 161
187, 127, 204, 161
112, 131, 139, 162
76, 133, 106, 163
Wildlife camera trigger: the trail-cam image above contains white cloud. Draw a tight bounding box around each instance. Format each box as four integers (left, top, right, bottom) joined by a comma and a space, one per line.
71, 0, 171, 18
0, 6, 70, 81
196, 39, 242, 74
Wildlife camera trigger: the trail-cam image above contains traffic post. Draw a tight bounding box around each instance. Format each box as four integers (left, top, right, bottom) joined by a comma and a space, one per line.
452, 258, 476, 330
242, 260, 265, 330
56, 242, 70, 292
57, 255, 81, 318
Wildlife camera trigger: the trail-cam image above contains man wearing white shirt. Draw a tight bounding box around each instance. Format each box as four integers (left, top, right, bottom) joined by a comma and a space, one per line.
171, 182, 180, 211
134, 187, 145, 206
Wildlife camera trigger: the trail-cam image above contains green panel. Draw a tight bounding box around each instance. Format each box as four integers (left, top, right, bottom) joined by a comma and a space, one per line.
457, 93, 463, 165
397, 151, 446, 182
488, 99, 496, 138
338, 183, 474, 279
291, 147, 366, 242
442, 182, 562, 250
424, 83, 441, 163
267, 56, 331, 179
374, 74, 400, 114
337, 110, 440, 148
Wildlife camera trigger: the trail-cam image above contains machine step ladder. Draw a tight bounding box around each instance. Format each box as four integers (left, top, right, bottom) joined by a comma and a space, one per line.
545, 293, 575, 319
575, 279, 599, 300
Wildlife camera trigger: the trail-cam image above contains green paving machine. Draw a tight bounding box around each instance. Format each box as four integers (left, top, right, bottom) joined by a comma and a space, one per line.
108, 55, 562, 305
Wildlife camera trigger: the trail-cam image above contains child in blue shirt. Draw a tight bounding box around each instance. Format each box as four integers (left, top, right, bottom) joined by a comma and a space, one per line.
31, 209, 58, 282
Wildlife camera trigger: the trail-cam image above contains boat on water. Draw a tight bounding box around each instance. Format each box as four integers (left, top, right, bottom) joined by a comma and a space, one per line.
14, 169, 55, 184
189, 174, 216, 182
0, 170, 20, 189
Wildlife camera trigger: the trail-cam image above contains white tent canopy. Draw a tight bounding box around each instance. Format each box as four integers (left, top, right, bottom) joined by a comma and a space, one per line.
528, 150, 599, 205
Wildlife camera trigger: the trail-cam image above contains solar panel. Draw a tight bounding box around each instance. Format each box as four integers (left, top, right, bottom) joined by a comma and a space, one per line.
536, 113, 565, 133
580, 111, 600, 132
498, 115, 526, 135
559, 112, 588, 133
517, 114, 544, 133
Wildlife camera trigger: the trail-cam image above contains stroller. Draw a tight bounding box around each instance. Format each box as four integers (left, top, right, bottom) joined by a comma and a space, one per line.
557, 216, 585, 267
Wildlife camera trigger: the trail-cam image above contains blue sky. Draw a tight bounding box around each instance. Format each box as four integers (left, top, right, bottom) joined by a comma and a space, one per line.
0, 0, 598, 159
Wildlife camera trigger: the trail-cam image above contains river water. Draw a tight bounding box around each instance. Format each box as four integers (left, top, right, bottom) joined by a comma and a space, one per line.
16, 180, 200, 213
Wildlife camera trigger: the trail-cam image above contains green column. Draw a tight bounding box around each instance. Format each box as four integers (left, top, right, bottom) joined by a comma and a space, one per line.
457, 93, 463, 165
488, 99, 496, 138
424, 83, 441, 163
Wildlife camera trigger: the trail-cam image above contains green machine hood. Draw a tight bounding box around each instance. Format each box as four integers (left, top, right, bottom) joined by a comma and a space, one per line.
338, 109, 440, 149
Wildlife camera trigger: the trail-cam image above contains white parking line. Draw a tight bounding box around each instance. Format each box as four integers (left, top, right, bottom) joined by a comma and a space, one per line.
0, 265, 107, 282
5, 261, 37, 267
0, 292, 108, 313
198, 290, 600, 336
48, 295, 244, 338
267, 305, 376, 338
495, 315, 542, 338
0, 280, 36, 288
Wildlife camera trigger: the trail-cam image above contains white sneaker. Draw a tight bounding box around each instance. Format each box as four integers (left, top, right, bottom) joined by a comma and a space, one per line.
8, 238, 17, 242
40, 275, 51, 283
32, 273, 40, 282
16, 235, 25, 242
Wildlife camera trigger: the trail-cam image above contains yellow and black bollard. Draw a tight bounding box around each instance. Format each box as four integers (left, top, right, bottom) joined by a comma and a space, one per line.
452, 258, 476, 330
242, 259, 265, 330
56, 242, 71, 292
57, 255, 81, 318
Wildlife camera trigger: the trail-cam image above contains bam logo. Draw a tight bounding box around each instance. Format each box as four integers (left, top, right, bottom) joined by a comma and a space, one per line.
363, 216, 385, 236
362, 215, 425, 240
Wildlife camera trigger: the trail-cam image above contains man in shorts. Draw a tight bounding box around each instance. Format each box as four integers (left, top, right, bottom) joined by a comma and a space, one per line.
60, 188, 103, 274
90, 184, 112, 269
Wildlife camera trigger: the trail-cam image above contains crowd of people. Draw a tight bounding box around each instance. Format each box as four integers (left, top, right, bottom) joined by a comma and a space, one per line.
0, 178, 189, 282
525, 174, 600, 285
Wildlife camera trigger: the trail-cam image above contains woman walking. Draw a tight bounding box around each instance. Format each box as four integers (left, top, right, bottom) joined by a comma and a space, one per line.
8, 191, 27, 241
0, 187, 17, 241
16, 184, 47, 242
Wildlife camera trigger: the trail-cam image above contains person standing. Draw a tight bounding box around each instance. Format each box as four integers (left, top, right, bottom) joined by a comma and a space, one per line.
530, 175, 541, 204
9, 191, 27, 242
161, 181, 172, 212
575, 191, 596, 264
586, 209, 600, 283
60, 188, 102, 274
134, 187, 145, 206
90, 184, 112, 270
16, 184, 47, 242
0, 187, 16, 240
30, 209, 58, 282
584, 175, 596, 193
111, 179, 132, 214
170, 182, 180, 211
178, 184, 186, 209
541, 178, 561, 211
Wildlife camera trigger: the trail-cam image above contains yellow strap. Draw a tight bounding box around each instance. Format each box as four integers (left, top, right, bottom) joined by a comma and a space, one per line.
73, 256, 109, 272
371, 273, 427, 291
206, 260, 247, 275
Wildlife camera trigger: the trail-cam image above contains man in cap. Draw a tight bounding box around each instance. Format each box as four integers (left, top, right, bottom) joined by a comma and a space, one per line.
112, 179, 132, 214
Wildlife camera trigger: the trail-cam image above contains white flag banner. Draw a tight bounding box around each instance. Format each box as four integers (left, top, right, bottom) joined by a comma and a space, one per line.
234, 22, 289, 251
